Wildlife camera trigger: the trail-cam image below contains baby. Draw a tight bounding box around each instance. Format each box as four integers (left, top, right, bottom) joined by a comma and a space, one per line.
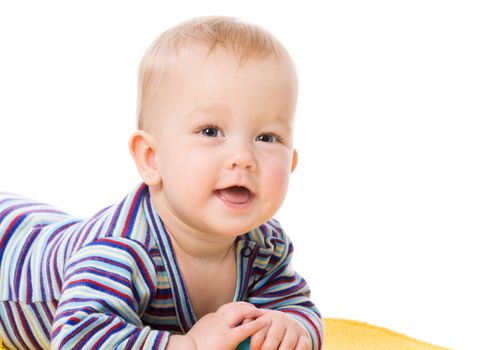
0, 17, 322, 349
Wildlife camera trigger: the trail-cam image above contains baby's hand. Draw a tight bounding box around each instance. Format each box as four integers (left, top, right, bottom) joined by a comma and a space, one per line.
249, 309, 311, 350
172, 302, 266, 350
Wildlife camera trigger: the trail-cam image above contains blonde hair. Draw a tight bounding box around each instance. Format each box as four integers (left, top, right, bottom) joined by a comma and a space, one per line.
136, 16, 291, 130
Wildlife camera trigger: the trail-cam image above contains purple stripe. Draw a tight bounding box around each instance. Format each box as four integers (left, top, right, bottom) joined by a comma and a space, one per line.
124, 328, 141, 348
0, 202, 38, 222
0, 206, 33, 265
31, 303, 51, 343
13, 226, 42, 298
40, 302, 54, 325
39, 256, 48, 302
133, 285, 141, 309
49, 243, 62, 300
91, 320, 128, 348
106, 197, 126, 236
0, 196, 18, 205
65, 256, 132, 280
55, 304, 96, 321
146, 198, 195, 331
4, 302, 30, 350
86, 239, 156, 293
41, 222, 78, 300
55, 299, 121, 322
0, 307, 17, 350
252, 275, 301, 296
64, 280, 133, 307
69, 266, 131, 287
79, 208, 107, 247
121, 185, 146, 238
26, 253, 33, 302
57, 317, 96, 348
145, 225, 152, 248
14, 303, 43, 349
74, 316, 115, 349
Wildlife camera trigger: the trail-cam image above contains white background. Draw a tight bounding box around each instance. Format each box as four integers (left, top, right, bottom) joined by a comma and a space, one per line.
1, 1, 481, 349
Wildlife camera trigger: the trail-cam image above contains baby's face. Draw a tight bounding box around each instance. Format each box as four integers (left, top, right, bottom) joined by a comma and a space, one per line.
147, 46, 298, 237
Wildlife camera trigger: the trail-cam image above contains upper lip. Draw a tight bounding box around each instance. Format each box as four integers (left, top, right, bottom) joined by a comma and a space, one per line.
215, 183, 255, 195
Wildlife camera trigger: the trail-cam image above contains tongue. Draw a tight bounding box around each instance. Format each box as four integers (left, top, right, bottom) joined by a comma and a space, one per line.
218, 187, 251, 204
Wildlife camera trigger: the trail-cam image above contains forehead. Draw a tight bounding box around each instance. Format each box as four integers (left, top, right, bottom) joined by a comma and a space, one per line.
172, 43, 296, 79
162, 45, 297, 116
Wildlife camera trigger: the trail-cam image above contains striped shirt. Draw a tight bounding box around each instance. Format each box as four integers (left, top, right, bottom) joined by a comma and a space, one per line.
0, 183, 322, 349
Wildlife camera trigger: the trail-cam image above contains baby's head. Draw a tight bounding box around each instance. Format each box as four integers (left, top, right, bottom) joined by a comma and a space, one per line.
135, 16, 296, 131
130, 17, 299, 237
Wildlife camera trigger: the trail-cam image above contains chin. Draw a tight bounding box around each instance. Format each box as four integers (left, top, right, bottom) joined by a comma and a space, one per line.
208, 221, 257, 237
205, 218, 271, 239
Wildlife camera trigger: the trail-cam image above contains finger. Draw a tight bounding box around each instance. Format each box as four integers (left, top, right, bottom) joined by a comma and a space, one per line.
249, 320, 269, 350
217, 301, 254, 312
242, 318, 254, 325
294, 335, 311, 350
277, 329, 299, 350
228, 308, 265, 327
260, 322, 286, 350
222, 305, 265, 327
230, 317, 267, 346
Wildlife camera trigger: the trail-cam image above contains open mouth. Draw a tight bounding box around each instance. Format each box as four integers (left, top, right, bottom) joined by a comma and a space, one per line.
215, 186, 253, 205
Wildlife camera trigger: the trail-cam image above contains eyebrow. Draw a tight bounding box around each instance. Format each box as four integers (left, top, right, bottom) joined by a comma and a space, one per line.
184, 105, 293, 129
184, 105, 232, 120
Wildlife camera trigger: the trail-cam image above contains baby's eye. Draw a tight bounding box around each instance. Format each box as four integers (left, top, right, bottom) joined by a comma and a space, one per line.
202, 127, 220, 137
256, 134, 280, 143
197, 123, 225, 137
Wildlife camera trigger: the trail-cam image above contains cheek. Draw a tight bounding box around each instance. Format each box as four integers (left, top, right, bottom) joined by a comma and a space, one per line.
262, 157, 291, 198
161, 148, 218, 195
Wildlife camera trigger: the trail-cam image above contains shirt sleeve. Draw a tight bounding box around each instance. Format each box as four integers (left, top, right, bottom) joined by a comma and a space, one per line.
51, 237, 169, 349
246, 223, 323, 349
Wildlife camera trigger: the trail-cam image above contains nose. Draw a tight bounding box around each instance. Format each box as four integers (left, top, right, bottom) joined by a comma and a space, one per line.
225, 143, 257, 171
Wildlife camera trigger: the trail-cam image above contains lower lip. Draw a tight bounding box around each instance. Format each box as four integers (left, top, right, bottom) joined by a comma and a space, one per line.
214, 190, 254, 211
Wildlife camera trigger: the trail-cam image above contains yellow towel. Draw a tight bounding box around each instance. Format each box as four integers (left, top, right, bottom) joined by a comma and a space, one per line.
323, 318, 450, 350
0, 319, 451, 350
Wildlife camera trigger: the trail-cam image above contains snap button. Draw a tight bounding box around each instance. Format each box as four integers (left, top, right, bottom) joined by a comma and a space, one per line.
241, 246, 253, 257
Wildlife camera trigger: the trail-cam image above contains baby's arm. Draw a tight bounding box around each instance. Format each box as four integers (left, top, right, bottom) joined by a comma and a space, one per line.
246, 223, 323, 349
52, 237, 265, 350
51, 237, 167, 349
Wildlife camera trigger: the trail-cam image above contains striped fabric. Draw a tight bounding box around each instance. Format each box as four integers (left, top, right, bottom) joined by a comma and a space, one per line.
0, 183, 322, 349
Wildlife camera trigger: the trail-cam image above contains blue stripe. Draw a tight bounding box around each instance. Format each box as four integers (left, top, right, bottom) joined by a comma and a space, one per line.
0, 183, 322, 349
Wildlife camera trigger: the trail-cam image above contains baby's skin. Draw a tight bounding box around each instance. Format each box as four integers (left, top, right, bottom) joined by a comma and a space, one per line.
130, 42, 311, 349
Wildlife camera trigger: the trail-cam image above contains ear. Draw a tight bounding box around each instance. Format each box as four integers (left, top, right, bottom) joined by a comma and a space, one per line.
291, 149, 298, 173
128, 130, 162, 186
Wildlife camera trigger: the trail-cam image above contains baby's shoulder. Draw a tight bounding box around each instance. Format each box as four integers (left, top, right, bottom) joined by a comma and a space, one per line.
0, 192, 73, 231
